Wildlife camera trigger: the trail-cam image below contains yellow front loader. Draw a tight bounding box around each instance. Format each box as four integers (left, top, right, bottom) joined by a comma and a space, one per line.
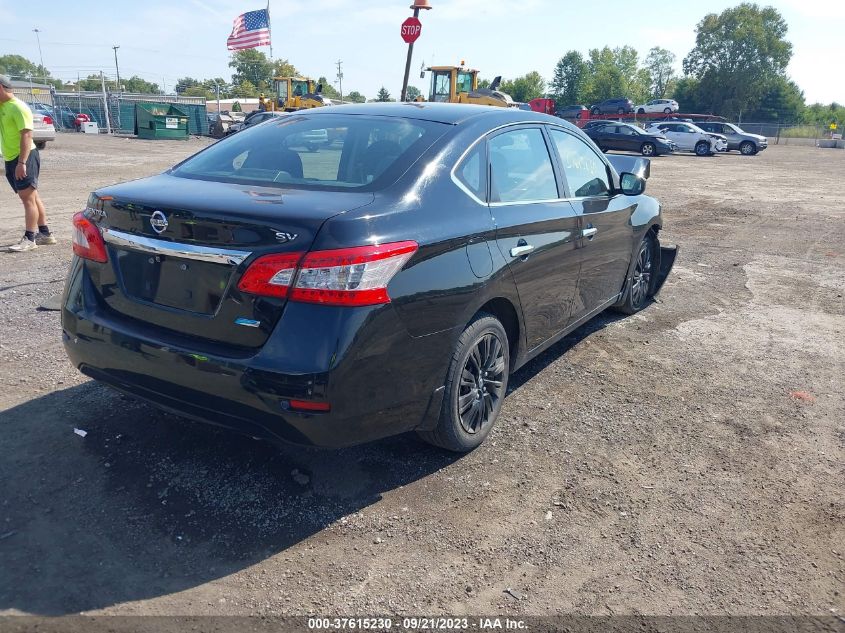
271, 77, 331, 111
424, 64, 515, 107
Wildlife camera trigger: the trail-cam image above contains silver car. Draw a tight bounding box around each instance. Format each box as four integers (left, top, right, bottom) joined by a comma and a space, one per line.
31, 113, 56, 150
697, 122, 768, 155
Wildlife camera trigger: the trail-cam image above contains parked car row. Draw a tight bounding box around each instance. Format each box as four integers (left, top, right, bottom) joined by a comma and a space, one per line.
581, 119, 766, 157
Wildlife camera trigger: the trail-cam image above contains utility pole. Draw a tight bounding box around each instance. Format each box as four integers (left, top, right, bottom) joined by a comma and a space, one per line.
335, 60, 343, 104
112, 45, 121, 92
33, 28, 45, 78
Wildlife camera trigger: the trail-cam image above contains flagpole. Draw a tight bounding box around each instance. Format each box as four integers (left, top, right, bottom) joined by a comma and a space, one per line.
267, 0, 273, 60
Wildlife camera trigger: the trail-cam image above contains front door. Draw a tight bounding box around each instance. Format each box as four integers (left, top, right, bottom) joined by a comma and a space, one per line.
547, 128, 635, 320
487, 126, 582, 350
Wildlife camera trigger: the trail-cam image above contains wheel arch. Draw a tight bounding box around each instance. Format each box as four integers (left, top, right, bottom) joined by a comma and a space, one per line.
473, 297, 521, 371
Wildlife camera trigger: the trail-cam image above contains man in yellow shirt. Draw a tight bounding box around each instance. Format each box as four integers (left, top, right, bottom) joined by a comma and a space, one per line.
0, 74, 55, 252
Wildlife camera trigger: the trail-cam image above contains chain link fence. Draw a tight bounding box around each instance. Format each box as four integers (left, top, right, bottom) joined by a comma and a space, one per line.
12, 86, 210, 136
738, 123, 837, 146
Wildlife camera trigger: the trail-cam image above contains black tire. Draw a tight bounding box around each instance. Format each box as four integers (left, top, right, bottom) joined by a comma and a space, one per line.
617, 232, 658, 315
663, 107, 672, 114
740, 141, 757, 155
617, 107, 625, 114
637, 108, 645, 114
575, 111, 582, 120
35, 141, 46, 150
418, 313, 509, 452
695, 140, 710, 156
641, 142, 656, 156
591, 107, 600, 115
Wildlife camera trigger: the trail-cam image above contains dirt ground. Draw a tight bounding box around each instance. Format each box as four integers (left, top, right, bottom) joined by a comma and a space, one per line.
0, 134, 842, 617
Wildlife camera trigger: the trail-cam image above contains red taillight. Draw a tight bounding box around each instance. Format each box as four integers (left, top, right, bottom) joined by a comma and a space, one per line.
42, 115, 53, 126
237, 252, 303, 298
288, 399, 331, 412
238, 241, 418, 307
72, 212, 108, 263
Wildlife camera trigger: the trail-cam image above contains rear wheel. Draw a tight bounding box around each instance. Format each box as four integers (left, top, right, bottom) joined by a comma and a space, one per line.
740, 141, 757, 155
641, 142, 656, 156
663, 107, 672, 114
695, 140, 710, 156
618, 233, 658, 314
418, 313, 509, 452
591, 107, 600, 115
35, 141, 46, 150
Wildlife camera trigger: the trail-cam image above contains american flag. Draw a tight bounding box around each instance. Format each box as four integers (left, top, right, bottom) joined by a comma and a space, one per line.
227, 9, 272, 51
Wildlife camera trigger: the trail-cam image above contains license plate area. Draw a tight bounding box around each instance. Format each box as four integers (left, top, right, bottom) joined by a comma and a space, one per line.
114, 249, 232, 315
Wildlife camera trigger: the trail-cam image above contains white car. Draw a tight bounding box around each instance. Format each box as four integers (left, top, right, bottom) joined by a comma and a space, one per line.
636, 99, 679, 114
32, 113, 56, 150
646, 121, 727, 156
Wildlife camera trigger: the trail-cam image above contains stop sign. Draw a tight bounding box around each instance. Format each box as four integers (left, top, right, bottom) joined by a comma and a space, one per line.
401, 17, 422, 44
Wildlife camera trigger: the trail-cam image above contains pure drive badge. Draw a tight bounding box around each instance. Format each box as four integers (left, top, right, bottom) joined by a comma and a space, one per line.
150, 211, 168, 234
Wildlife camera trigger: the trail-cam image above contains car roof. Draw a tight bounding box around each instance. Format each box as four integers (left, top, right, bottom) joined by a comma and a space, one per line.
298, 102, 561, 126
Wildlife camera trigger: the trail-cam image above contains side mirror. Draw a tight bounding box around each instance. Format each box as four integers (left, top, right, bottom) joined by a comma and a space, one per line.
620, 172, 646, 196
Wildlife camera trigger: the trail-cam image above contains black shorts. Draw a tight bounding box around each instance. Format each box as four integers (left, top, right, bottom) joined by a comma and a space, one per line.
5, 149, 40, 193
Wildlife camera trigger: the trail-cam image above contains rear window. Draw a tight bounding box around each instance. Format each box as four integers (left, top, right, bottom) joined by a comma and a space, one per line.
172, 114, 446, 191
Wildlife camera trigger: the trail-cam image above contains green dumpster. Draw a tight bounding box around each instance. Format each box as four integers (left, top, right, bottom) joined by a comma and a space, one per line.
135, 103, 190, 140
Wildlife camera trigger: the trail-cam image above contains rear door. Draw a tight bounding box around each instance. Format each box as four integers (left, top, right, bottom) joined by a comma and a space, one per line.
487, 126, 582, 350
548, 127, 635, 320
612, 125, 640, 152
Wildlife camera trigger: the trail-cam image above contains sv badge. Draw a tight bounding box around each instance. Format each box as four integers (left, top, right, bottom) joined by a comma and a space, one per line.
274, 231, 298, 243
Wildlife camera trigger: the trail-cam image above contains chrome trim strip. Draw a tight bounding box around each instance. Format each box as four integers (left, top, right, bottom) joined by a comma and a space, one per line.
102, 229, 251, 265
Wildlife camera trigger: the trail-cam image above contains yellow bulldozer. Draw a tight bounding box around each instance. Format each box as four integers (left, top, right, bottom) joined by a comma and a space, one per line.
269, 77, 331, 111
423, 64, 515, 107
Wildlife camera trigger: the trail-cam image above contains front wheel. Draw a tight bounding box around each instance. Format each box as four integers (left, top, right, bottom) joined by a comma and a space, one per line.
617, 233, 658, 314
641, 142, 656, 156
418, 313, 509, 452
617, 107, 625, 114
695, 141, 711, 156
638, 108, 646, 114
740, 141, 757, 155
591, 107, 600, 115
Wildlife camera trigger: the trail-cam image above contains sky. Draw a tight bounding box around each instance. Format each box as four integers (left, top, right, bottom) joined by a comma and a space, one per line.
0, 0, 842, 104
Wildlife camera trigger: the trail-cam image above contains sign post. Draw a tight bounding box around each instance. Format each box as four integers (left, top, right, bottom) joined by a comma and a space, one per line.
400, 1, 431, 102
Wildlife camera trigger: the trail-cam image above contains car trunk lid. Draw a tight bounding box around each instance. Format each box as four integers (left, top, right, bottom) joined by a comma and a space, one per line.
90, 173, 374, 349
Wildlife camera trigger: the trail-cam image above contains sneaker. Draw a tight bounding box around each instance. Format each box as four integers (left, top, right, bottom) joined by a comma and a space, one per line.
8, 236, 38, 252
35, 233, 57, 245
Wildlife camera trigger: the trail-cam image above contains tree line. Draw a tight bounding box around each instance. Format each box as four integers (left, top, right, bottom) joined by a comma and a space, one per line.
493, 3, 842, 125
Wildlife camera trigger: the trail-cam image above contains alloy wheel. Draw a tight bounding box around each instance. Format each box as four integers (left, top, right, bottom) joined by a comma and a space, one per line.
630, 240, 653, 309
457, 333, 506, 435
642, 143, 655, 156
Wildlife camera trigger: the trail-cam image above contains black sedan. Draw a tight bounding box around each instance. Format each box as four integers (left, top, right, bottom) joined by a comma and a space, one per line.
585, 122, 675, 156
63, 103, 675, 452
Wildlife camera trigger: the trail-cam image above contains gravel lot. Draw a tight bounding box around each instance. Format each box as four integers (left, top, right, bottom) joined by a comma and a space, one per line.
0, 134, 842, 617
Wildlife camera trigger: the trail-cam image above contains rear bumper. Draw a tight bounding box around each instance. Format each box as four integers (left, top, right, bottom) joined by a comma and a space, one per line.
61, 258, 453, 447
32, 128, 56, 143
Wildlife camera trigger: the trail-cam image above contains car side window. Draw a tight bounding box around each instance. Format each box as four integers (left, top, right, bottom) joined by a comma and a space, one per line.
549, 129, 611, 198
488, 128, 558, 203
454, 141, 486, 202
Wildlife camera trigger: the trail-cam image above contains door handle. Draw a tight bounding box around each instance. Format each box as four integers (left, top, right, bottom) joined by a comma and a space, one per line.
509, 244, 535, 258
582, 227, 598, 239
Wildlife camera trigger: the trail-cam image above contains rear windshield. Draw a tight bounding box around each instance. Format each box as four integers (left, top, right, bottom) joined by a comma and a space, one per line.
172, 114, 447, 191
